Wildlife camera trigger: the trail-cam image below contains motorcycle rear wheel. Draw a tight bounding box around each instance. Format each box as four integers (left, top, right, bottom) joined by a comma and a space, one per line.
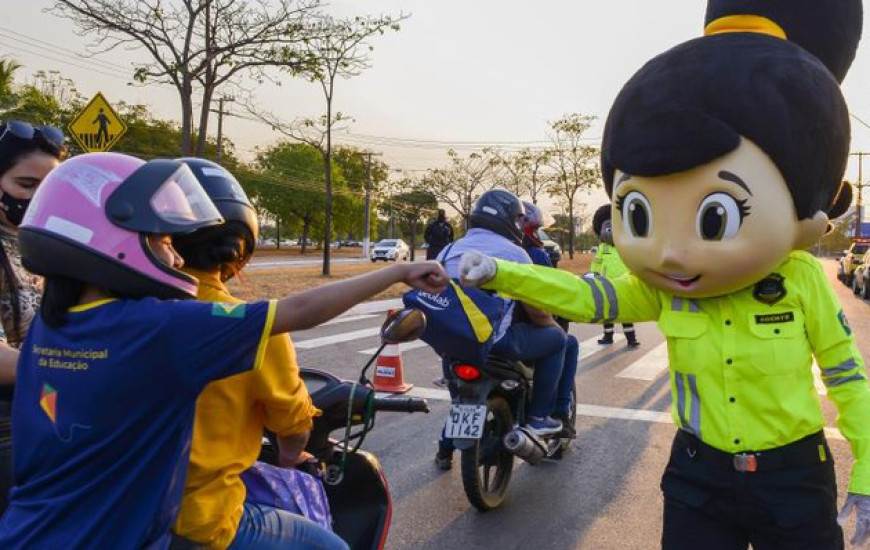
460, 395, 514, 511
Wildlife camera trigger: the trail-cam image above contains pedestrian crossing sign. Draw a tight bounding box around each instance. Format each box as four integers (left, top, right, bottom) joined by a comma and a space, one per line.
68, 92, 127, 153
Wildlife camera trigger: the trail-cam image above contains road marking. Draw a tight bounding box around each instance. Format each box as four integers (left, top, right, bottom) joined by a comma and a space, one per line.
578, 334, 624, 361
359, 340, 430, 355
380, 387, 844, 441
616, 342, 669, 380
323, 314, 378, 327
295, 327, 380, 349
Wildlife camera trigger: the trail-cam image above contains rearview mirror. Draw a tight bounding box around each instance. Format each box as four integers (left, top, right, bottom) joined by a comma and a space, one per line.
381, 308, 427, 344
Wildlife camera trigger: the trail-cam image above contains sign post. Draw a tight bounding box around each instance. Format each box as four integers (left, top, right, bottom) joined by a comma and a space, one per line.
68, 93, 127, 153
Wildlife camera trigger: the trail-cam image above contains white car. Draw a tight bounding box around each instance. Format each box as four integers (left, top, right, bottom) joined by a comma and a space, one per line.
370, 239, 410, 262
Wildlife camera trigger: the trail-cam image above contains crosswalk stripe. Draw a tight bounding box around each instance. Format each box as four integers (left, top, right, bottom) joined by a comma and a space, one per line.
578, 334, 624, 361
377, 387, 844, 440
322, 314, 379, 327
295, 327, 380, 350
616, 342, 669, 380
358, 340, 430, 355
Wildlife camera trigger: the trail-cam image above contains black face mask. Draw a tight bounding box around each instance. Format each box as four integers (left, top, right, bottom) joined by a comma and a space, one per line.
0, 193, 31, 226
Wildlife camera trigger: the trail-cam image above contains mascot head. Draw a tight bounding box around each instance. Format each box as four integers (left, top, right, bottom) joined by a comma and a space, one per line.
601, 0, 862, 297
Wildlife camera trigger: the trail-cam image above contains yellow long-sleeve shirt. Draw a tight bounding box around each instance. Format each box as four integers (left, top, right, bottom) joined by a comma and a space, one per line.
173, 269, 319, 549
486, 251, 870, 494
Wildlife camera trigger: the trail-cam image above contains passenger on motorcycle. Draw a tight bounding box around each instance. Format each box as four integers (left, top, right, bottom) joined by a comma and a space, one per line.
0, 152, 447, 550
520, 201, 579, 432
436, 190, 567, 469
168, 158, 345, 550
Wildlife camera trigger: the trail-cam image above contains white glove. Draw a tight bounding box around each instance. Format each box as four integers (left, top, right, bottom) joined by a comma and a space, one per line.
458, 251, 497, 287
838, 493, 870, 546
582, 272, 597, 280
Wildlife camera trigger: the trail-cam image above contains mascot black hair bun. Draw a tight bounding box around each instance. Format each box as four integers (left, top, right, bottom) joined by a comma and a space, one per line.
599, 0, 862, 297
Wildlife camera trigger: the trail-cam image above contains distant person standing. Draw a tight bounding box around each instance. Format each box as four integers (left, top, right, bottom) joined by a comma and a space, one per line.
424, 208, 454, 260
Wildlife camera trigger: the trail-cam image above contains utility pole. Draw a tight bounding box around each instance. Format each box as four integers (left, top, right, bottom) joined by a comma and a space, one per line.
851, 152, 868, 238
360, 151, 382, 259
212, 96, 234, 163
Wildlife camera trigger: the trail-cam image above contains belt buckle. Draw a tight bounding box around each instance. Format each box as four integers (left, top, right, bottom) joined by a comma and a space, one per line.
733, 453, 757, 472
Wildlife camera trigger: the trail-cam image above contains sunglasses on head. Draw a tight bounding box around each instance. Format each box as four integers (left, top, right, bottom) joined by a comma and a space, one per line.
0, 120, 66, 151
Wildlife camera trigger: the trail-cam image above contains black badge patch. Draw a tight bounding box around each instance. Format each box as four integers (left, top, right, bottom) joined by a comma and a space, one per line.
753, 273, 786, 305
754, 312, 794, 324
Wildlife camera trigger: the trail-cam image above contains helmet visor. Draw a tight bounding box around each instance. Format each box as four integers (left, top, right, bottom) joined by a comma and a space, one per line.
150, 165, 222, 227
107, 160, 224, 235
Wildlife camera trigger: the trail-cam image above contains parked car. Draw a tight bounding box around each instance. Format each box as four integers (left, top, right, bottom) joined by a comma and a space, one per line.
837, 238, 870, 286
370, 239, 410, 262
852, 250, 870, 299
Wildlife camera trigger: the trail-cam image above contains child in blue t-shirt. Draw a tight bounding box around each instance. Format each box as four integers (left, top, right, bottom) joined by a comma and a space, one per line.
0, 152, 446, 550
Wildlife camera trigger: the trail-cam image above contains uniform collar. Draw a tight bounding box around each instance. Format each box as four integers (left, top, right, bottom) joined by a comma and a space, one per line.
182, 267, 228, 295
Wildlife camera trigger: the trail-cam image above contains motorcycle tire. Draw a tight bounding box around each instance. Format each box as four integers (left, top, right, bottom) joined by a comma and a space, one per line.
460, 395, 514, 511
552, 381, 578, 460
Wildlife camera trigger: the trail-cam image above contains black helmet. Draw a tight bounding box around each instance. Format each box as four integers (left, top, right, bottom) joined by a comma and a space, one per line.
469, 189, 525, 244
172, 158, 258, 280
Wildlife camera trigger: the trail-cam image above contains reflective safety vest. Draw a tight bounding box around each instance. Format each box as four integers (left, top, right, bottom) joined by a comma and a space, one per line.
590, 242, 629, 279
487, 250, 870, 494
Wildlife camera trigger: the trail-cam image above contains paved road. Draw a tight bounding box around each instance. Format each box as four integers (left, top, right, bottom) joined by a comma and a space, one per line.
291, 259, 870, 550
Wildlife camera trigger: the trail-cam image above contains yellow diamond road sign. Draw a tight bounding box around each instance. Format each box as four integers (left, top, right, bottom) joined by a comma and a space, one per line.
68, 92, 127, 153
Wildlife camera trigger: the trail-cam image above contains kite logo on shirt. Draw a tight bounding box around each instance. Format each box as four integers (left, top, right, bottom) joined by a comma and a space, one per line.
211, 302, 246, 319
40, 383, 57, 424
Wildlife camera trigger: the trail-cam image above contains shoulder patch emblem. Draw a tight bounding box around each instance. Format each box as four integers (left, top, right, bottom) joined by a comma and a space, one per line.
753, 273, 786, 305
211, 302, 246, 318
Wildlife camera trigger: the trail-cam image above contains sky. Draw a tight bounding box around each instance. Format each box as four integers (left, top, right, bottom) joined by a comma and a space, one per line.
5, 1, 870, 212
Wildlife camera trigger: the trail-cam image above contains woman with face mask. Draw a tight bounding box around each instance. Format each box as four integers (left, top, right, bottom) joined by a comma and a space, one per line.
0, 120, 66, 515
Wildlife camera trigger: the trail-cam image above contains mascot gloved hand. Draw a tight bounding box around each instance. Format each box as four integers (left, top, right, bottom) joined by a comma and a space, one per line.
839, 493, 870, 546
459, 251, 497, 287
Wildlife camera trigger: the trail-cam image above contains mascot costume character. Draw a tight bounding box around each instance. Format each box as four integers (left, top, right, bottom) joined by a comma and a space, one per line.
457, 1, 870, 548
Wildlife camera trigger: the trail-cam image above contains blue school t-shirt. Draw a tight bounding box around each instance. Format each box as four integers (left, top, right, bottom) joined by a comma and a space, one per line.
0, 296, 277, 550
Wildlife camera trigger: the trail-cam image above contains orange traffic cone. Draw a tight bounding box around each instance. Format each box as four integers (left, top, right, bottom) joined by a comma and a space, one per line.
374, 342, 413, 393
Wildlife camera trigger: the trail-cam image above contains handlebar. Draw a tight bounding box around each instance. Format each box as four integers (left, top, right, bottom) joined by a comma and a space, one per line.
374, 396, 430, 414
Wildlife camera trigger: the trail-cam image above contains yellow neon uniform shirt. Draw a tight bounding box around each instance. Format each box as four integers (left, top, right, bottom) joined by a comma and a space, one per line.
590, 242, 629, 279
486, 251, 870, 494
174, 269, 319, 549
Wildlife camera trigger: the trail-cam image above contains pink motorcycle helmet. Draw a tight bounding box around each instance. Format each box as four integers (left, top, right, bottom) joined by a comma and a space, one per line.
18, 152, 223, 299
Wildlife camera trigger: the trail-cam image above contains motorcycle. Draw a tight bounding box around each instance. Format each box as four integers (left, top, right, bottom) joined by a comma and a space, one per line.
443, 353, 577, 511
259, 308, 430, 550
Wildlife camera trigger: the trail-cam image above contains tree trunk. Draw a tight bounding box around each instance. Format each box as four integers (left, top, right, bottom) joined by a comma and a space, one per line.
196, 83, 215, 157
322, 102, 333, 276
568, 203, 576, 260
180, 75, 194, 155
410, 220, 417, 262
301, 222, 310, 254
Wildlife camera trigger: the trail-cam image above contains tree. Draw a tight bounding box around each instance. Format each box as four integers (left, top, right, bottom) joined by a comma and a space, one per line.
0, 58, 21, 112
393, 187, 437, 261
246, 12, 406, 275
3, 70, 86, 130
51, 0, 323, 155
427, 148, 499, 229
488, 147, 552, 202
253, 141, 352, 254
547, 113, 601, 259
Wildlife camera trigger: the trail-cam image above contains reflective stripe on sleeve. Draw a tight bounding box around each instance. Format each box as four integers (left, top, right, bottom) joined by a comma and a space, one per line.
821, 358, 866, 387
598, 276, 619, 323
583, 276, 605, 323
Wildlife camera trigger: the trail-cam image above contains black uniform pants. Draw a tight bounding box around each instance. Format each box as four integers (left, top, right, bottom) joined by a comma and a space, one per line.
661, 429, 842, 550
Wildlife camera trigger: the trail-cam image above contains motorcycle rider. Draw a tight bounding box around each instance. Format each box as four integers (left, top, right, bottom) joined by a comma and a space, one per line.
0, 152, 447, 549
435, 189, 566, 469
168, 158, 345, 550
519, 201, 579, 432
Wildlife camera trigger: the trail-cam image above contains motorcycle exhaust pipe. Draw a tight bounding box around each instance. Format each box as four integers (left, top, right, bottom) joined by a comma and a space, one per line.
503, 427, 547, 465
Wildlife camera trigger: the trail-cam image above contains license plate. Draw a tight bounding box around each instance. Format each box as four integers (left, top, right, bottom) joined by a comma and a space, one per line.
444, 404, 487, 439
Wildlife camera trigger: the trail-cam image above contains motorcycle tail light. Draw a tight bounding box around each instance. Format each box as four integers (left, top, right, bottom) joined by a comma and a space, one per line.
453, 364, 481, 381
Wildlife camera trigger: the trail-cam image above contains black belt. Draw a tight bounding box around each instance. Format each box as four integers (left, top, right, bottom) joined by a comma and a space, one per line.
674, 429, 829, 473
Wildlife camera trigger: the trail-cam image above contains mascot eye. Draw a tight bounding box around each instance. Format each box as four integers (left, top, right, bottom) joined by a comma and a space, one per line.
696, 193, 749, 241
615, 191, 652, 238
